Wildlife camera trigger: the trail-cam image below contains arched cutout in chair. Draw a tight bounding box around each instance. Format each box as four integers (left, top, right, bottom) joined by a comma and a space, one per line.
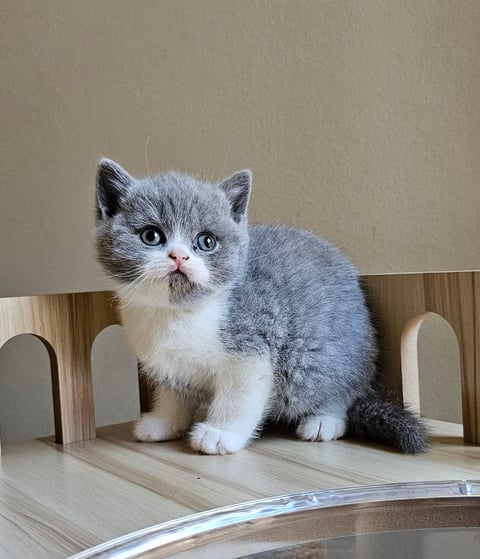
0, 333, 57, 453
0, 291, 119, 453
91, 324, 140, 428
400, 312, 462, 423
363, 271, 479, 444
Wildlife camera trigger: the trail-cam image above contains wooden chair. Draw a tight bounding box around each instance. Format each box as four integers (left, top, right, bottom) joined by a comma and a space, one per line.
0, 271, 478, 454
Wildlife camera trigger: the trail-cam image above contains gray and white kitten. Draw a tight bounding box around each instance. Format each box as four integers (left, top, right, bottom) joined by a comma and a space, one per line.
95, 159, 427, 455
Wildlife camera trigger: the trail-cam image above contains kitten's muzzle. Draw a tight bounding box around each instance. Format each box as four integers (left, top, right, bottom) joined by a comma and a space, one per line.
168, 250, 190, 271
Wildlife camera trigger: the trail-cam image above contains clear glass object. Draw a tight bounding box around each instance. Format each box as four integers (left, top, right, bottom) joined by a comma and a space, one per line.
69, 480, 480, 559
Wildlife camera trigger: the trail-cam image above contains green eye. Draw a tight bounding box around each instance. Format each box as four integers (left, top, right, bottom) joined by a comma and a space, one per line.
194, 233, 217, 252
140, 228, 166, 246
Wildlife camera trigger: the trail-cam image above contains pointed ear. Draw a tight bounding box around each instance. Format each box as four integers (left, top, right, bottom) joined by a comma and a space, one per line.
218, 170, 252, 223
96, 158, 133, 219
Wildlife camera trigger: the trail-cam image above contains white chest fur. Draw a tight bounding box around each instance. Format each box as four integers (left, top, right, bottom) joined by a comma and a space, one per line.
119, 294, 229, 388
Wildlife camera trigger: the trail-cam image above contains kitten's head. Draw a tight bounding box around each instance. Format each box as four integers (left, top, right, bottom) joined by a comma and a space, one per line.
95, 159, 251, 309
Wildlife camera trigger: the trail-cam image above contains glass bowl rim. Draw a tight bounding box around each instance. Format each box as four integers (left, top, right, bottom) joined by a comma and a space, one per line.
69, 479, 480, 559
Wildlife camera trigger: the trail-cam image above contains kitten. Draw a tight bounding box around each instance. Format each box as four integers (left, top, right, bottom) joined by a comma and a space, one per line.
95, 159, 427, 455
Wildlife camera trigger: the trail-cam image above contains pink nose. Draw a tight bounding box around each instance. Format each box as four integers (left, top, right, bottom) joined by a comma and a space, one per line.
169, 251, 190, 269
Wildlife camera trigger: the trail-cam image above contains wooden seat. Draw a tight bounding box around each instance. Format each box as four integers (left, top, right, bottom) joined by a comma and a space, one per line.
0, 271, 479, 454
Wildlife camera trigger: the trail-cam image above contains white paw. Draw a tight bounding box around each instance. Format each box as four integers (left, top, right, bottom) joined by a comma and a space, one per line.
133, 413, 187, 442
296, 415, 347, 442
189, 422, 248, 455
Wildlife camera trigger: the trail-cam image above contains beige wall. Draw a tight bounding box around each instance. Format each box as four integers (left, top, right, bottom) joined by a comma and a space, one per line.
1, 1, 477, 440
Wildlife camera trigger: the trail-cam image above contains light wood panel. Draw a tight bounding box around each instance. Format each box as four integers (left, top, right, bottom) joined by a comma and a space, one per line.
0, 291, 119, 447
362, 271, 479, 444
0, 420, 479, 559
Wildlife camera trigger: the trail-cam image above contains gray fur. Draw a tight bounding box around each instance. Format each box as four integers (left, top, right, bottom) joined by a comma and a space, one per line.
96, 159, 427, 454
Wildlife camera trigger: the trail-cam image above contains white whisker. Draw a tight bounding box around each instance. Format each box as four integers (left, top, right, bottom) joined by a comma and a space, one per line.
144, 136, 151, 177
115, 269, 156, 306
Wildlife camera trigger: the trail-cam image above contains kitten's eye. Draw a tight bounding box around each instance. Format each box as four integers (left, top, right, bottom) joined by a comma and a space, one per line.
140, 228, 166, 246
194, 233, 217, 252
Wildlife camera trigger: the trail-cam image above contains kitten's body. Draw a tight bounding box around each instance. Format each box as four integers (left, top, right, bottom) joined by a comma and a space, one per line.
96, 160, 427, 455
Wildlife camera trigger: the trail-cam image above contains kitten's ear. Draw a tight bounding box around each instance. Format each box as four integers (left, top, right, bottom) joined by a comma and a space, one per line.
96, 158, 133, 219
218, 170, 252, 223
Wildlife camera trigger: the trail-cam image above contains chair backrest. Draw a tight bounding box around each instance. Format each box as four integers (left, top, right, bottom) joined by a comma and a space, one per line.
1, 272, 478, 453
0, 291, 119, 453
363, 271, 479, 445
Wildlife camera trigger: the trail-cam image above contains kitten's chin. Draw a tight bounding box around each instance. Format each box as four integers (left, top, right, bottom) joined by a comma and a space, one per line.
113, 276, 217, 311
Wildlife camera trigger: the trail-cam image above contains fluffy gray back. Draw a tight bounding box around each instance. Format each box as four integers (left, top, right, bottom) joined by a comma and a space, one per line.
225, 224, 377, 420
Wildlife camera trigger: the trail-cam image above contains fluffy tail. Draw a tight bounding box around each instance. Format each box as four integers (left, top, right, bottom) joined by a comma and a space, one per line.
347, 392, 428, 455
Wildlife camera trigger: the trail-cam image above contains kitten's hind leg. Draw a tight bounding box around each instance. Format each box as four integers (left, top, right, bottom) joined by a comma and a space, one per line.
134, 384, 197, 443
296, 412, 347, 442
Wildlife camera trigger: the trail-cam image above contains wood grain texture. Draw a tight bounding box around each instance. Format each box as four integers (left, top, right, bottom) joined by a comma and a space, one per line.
362, 271, 480, 444
0, 420, 478, 559
0, 291, 119, 447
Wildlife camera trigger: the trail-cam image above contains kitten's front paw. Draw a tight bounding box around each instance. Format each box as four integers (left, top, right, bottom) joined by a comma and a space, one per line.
189, 422, 248, 455
133, 413, 187, 443
296, 415, 347, 442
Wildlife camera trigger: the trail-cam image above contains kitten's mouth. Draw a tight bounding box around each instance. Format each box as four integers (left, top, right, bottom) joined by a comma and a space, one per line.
169, 269, 187, 278
167, 269, 191, 285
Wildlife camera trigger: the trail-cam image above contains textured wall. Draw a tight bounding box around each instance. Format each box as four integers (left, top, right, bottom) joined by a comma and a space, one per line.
1, 1, 476, 439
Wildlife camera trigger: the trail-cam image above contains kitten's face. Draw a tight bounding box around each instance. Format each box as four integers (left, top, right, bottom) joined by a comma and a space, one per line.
96, 160, 251, 308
